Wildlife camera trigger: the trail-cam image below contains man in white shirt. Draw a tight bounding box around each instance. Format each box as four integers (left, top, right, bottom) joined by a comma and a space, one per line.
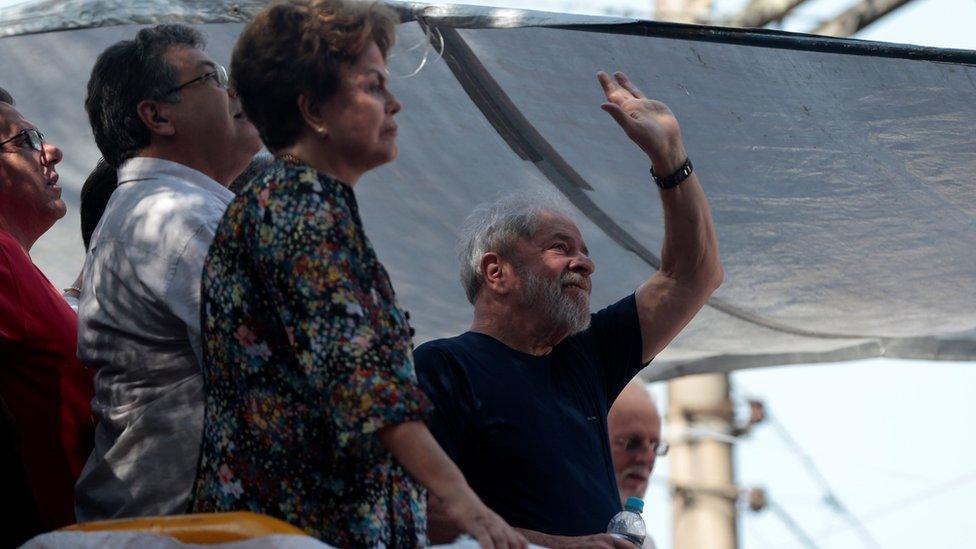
76, 24, 261, 520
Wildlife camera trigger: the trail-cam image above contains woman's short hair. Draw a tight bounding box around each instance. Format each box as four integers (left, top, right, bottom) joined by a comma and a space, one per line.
232, 0, 398, 153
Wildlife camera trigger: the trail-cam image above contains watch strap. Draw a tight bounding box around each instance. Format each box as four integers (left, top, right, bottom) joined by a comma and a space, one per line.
650, 157, 693, 189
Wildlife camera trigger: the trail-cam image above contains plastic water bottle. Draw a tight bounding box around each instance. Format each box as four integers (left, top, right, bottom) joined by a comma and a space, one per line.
606, 496, 647, 547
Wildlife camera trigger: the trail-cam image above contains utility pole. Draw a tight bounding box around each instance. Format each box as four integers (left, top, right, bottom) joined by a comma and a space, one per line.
654, 6, 732, 546
668, 373, 738, 549
811, 0, 913, 37
724, 0, 811, 28
653, 1, 913, 547
654, 0, 713, 24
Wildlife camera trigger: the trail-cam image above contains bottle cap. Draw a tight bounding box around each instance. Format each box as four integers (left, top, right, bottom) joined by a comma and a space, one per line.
625, 496, 644, 513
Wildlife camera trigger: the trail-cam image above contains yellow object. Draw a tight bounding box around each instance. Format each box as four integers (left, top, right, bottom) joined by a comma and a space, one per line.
61, 511, 308, 543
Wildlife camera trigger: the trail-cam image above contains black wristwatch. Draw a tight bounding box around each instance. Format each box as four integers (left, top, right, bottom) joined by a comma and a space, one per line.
650, 157, 693, 189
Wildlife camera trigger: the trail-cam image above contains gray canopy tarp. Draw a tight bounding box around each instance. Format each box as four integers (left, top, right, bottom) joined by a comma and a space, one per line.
1, 1, 973, 380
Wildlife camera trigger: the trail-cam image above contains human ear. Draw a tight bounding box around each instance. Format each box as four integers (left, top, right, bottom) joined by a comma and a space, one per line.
135, 100, 176, 137
481, 252, 512, 296
297, 94, 328, 137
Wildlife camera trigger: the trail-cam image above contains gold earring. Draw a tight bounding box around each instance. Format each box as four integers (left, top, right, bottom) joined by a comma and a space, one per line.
317, 127, 326, 135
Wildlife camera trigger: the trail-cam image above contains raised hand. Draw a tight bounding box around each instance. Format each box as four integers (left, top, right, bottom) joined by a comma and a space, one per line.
597, 70, 687, 174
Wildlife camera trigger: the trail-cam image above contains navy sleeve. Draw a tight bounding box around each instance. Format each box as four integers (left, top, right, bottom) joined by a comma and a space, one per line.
586, 293, 645, 403
414, 343, 473, 466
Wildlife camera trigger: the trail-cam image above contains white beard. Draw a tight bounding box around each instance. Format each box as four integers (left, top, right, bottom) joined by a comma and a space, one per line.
518, 266, 591, 336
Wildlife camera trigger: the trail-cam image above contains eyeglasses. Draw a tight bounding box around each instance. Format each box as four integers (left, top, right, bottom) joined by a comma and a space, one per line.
0, 128, 46, 161
0, 127, 44, 152
164, 64, 229, 97
613, 436, 670, 457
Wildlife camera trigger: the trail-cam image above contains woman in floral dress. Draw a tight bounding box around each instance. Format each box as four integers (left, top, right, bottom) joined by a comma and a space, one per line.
189, 1, 525, 548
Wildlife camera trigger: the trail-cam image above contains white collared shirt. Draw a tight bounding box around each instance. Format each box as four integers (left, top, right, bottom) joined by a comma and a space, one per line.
76, 157, 234, 521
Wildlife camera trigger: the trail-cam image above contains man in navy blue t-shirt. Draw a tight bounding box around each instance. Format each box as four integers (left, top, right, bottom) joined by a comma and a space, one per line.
416, 71, 724, 547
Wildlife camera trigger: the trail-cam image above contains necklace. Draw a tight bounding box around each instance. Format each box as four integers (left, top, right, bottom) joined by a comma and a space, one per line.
276, 153, 306, 165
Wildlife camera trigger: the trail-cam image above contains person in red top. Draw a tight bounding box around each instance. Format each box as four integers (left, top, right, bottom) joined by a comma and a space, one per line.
0, 86, 94, 544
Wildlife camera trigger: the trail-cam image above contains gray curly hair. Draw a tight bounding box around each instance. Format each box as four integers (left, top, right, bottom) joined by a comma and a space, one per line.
457, 190, 575, 304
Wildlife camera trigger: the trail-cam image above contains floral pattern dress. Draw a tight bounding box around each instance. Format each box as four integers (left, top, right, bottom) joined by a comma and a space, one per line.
191, 158, 433, 548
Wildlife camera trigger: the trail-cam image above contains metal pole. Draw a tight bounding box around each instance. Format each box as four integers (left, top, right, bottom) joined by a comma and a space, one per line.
668, 372, 738, 549
811, 0, 913, 37
654, 0, 713, 24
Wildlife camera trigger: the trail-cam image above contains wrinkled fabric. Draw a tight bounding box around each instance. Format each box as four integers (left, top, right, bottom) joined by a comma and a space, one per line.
76, 157, 234, 520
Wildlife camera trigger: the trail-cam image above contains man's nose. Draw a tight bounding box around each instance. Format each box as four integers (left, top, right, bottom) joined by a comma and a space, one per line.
628, 452, 654, 471
570, 253, 595, 276
41, 142, 62, 166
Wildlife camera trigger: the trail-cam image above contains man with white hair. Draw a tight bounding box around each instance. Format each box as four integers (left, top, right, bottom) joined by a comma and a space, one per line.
417, 71, 723, 547
608, 380, 666, 505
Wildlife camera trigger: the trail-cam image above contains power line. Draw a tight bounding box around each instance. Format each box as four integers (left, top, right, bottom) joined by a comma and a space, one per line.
865, 469, 976, 521
742, 514, 777, 549
812, 468, 976, 543
764, 412, 883, 549
732, 381, 882, 548
765, 498, 821, 549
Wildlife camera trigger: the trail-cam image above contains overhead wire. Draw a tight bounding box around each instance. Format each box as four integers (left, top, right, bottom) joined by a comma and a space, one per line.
811, 468, 976, 543
732, 382, 882, 549
763, 412, 882, 549
650, 475, 825, 549
765, 498, 821, 549
740, 502, 778, 549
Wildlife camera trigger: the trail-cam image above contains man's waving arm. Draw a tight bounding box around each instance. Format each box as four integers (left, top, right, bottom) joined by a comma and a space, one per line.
598, 71, 723, 363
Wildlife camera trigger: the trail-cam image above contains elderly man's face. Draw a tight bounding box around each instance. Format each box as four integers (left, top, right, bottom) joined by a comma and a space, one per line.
511, 212, 595, 335
0, 102, 65, 240
609, 385, 663, 502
